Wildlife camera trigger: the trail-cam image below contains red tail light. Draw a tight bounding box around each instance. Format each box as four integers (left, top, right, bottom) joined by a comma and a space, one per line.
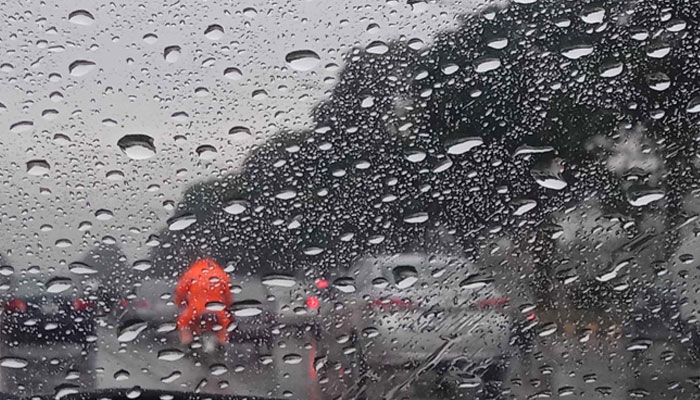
135, 300, 150, 308
72, 298, 94, 311
476, 297, 509, 309
369, 298, 412, 309
120, 299, 128, 308
306, 296, 320, 309
315, 279, 329, 289
4, 299, 28, 313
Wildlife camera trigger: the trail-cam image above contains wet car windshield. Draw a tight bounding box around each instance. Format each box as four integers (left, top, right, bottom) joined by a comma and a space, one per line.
2, 0, 700, 399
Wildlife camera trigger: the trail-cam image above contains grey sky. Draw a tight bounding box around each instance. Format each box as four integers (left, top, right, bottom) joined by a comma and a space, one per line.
0, 0, 478, 272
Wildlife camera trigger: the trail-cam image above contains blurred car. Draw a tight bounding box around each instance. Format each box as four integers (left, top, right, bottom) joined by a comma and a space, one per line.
0, 276, 97, 394
117, 272, 328, 346
338, 253, 513, 394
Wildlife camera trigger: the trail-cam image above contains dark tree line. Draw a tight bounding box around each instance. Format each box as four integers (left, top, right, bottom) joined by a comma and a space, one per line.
144, 0, 700, 319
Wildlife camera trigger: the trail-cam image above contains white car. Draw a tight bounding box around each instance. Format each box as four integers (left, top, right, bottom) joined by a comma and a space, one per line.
337, 253, 513, 388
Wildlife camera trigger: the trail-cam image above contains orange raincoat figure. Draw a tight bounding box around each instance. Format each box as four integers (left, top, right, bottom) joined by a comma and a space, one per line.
174, 258, 233, 344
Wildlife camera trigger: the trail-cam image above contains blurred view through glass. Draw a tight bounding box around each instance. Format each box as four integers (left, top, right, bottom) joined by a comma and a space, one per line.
1, 0, 700, 399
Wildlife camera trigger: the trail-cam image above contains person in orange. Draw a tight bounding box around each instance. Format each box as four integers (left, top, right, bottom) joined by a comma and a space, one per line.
174, 258, 233, 345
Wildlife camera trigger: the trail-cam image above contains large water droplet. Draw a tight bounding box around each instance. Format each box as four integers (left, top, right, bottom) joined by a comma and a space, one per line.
627, 187, 665, 207
168, 214, 197, 231
646, 42, 671, 59
580, 7, 605, 24
599, 61, 623, 78
686, 96, 700, 113
283, 354, 303, 364
561, 44, 594, 59
47, 277, 72, 293
366, 41, 389, 54
446, 137, 483, 155
512, 199, 538, 216
333, 277, 356, 293
69, 262, 97, 275
473, 56, 501, 73
403, 212, 429, 224
232, 300, 263, 317
204, 24, 224, 40
393, 265, 418, 289
158, 349, 184, 361
223, 200, 248, 215
26, 160, 50, 176
275, 189, 297, 200
223, 67, 243, 80
164, 46, 181, 63
68, 10, 94, 26
118, 134, 156, 160
69, 60, 96, 76
0, 357, 28, 369
9, 120, 33, 133
196, 144, 217, 160
285, 50, 320, 71
118, 320, 148, 342
261, 274, 296, 288
647, 72, 671, 91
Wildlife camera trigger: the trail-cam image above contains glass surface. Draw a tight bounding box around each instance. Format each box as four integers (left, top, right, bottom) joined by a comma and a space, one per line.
1, 0, 699, 399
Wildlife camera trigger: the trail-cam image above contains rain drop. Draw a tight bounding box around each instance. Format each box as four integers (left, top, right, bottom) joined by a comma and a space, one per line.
285, 50, 320, 71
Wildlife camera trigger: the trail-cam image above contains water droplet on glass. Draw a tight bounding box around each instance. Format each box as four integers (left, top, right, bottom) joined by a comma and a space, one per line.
68, 10, 94, 26
0, 357, 28, 369
627, 338, 652, 351
686, 96, 700, 113
164, 46, 181, 63
486, 37, 508, 49
446, 137, 483, 155
460, 274, 493, 289
283, 354, 303, 364
224, 67, 243, 80
404, 212, 429, 224
196, 144, 217, 160
224, 200, 248, 215
512, 199, 538, 215
366, 41, 389, 54
26, 160, 50, 176
441, 63, 459, 75
285, 50, 320, 71
95, 209, 114, 220
261, 274, 296, 288
132, 260, 151, 271
333, 277, 356, 293
117, 319, 148, 343
210, 364, 228, 376
646, 42, 670, 58
47, 277, 72, 293
143, 33, 158, 44
275, 189, 297, 200
167, 214, 197, 231
627, 187, 665, 207
405, 149, 426, 163
580, 7, 605, 24
69, 262, 97, 275
55, 239, 72, 248
233, 300, 263, 317
647, 72, 671, 91
407, 38, 425, 50
158, 349, 185, 361
69, 60, 96, 76
118, 134, 156, 160
204, 24, 224, 40
561, 44, 594, 59
473, 56, 501, 73
599, 61, 623, 78
512, 0, 537, 3
393, 265, 418, 289
106, 170, 125, 181
10, 120, 33, 133
243, 7, 257, 17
